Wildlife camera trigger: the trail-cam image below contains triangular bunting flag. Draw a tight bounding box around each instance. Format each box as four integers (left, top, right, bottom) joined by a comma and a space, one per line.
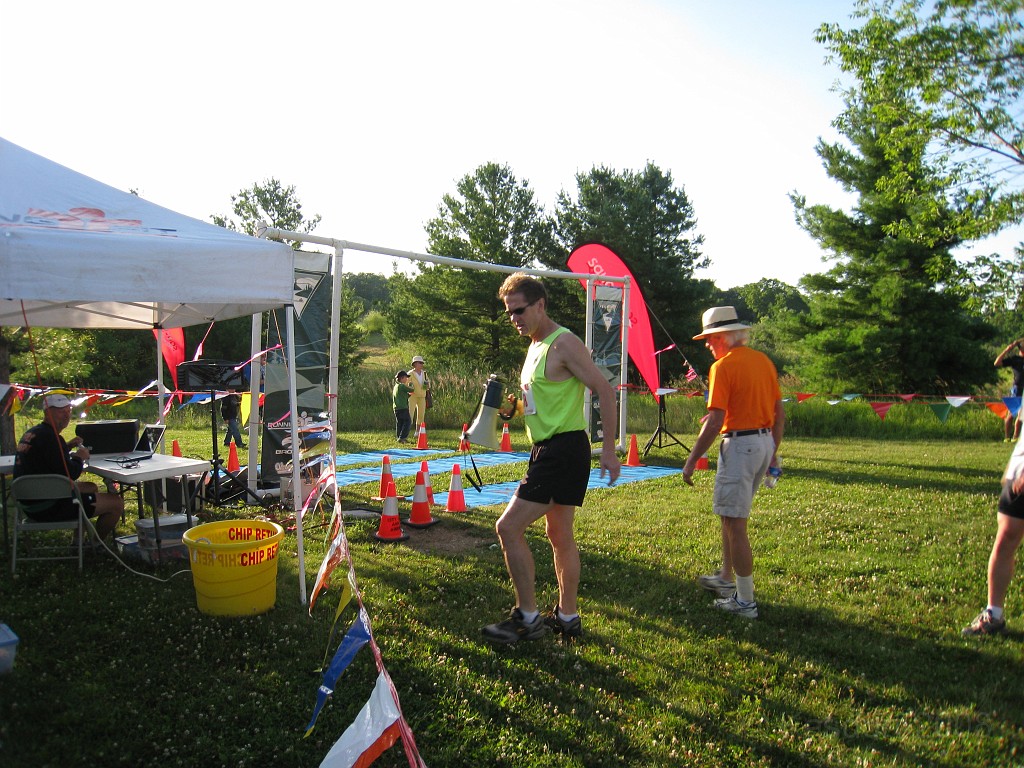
870, 402, 894, 420
304, 609, 372, 737
946, 396, 971, 408
898, 393, 916, 402
319, 672, 403, 767
843, 393, 861, 400
827, 399, 841, 406
796, 393, 816, 403
986, 402, 1010, 420
1003, 397, 1022, 418
929, 403, 952, 423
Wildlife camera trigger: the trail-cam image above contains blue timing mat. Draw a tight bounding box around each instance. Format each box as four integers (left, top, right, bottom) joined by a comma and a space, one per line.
430, 464, 680, 509
333, 450, 679, 509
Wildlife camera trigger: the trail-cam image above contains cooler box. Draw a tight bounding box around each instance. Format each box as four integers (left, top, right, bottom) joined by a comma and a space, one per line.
134, 514, 196, 562
0, 624, 19, 674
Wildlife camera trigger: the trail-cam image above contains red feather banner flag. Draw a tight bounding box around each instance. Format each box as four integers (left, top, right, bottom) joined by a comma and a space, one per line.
567, 243, 659, 400
153, 328, 185, 392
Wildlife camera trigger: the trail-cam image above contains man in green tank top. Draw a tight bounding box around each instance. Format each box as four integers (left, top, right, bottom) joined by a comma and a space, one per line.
482, 273, 621, 644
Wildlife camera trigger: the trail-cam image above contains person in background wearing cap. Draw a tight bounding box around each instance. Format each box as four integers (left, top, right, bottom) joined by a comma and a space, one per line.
13, 393, 123, 543
682, 307, 784, 619
392, 371, 414, 444
407, 355, 432, 428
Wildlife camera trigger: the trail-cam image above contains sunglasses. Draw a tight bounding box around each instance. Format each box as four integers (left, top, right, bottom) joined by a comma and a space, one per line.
505, 299, 538, 318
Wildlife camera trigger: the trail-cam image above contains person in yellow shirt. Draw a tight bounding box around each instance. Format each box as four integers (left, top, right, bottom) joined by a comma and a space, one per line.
408, 355, 431, 427
682, 306, 785, 619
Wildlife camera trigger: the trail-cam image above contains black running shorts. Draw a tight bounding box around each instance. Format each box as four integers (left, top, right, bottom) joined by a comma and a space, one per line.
998, 481, 1024, 520
515, 430, 591, 507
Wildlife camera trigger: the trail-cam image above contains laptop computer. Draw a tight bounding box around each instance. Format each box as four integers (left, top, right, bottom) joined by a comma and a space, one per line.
93, 423, 166, 461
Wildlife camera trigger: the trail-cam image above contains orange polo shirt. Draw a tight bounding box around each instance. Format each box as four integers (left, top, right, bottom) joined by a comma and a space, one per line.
706, 345, 781, 433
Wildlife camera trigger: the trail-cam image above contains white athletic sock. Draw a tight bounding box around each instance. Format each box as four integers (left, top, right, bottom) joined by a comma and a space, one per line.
736, 575, 755, 604
558, 610, 579, 622
519, 609, 539, 623
987, 605, 1004, 620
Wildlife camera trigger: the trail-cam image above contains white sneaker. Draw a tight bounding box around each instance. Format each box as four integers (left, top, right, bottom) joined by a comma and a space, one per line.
713, 594, 758, 619
698, 573, 736, 598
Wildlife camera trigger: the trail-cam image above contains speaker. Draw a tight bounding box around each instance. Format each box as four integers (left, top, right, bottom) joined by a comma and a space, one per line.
177, 360, 248, 390
464, 375, 505, 451
143, 476, 205, 513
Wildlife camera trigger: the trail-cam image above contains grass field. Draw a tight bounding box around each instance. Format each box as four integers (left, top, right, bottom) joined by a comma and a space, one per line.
1, 425, 1022, 766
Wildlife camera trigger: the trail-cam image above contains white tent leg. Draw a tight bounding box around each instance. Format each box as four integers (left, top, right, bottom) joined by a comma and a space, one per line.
286, 309, 307, 604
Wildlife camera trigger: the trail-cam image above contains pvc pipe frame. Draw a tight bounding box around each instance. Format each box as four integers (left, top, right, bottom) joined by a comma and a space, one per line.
257, 225, 632, 454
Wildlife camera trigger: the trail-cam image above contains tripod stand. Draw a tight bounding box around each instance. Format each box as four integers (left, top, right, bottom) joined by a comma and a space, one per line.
207, 390, 266, 508
643, 388, 690, 457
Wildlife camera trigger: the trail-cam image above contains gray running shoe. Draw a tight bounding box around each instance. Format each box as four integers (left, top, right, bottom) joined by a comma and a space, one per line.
544, 605, 583, 639
482, 608, 549, 644
713, 594, 759, 619
698, 573, 737, 598
961, 609, 1006, 637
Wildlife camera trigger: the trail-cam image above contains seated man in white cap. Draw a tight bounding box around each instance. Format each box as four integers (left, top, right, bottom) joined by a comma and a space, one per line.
682, 307, 784, 619
13, 393, 123, 542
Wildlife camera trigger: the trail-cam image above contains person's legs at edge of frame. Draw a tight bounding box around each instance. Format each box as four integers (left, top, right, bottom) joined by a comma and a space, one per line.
709, 433, 771, 618
963, 484, 1024, 636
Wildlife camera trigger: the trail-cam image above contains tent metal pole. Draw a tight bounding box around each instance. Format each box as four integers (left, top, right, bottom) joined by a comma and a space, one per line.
285, 308, 307, 604
246, 313, 261, 492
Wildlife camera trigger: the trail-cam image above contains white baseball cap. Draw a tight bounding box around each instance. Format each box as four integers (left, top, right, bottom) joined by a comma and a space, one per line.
43, 393, 73, 409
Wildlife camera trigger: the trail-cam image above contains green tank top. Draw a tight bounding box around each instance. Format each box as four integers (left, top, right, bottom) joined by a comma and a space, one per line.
520, 327, 587, 443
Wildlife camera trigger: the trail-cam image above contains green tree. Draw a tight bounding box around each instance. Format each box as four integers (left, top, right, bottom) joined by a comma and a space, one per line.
346, 272, 391, 313
717, 280, 810, 376
212, 178, 322, 246
553, 163, 715, 382
385, 163, 559, 371
818, 0, 1024, 242
790, 94, 995, 392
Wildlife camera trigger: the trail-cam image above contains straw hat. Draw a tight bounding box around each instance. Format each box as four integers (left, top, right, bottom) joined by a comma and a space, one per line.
693, 306, 750, 340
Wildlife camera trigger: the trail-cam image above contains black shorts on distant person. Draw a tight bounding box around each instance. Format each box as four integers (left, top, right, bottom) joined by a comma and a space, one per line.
515, 430, 591, 507
998, 481, 1024, 520
24, 493, 98, 522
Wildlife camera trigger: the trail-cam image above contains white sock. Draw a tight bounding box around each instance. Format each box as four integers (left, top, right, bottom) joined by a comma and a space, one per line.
987, 605, 1004, 620
558, 610, 579, 622
736, 575, 755, 604
519, 609, 539, 623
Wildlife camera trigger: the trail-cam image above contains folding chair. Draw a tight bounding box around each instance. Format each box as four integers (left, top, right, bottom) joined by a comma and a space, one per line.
10, 474, 90, 574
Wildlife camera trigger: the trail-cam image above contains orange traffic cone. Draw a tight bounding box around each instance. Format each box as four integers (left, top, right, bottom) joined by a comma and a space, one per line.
458, 423, 470, 452
227, 442, 240, 473
171, 439, 182, 457
406, 471, 438, 528
420, 460, 435, 506
499, 423, 512, 452
374, 480, 409, 542
695, 452, 710, 470
374, 455, 394, 501
446, 463, 468, 513
625, 434, 642, 467
416, 422, 429, 450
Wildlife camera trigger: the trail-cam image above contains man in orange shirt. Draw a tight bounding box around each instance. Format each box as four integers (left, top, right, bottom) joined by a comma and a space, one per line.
682, 307, 784, 618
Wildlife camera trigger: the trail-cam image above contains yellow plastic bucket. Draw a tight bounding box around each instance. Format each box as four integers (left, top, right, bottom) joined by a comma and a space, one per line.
182, 520, 284, 616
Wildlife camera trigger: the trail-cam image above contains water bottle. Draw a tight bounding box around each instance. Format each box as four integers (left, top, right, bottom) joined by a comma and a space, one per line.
764, 459, 782, 489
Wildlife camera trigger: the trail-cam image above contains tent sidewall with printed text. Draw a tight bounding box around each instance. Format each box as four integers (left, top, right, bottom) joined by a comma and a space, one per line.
0, 136, 306, 600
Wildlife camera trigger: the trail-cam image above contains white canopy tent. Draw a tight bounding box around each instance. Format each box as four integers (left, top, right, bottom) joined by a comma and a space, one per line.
0, 137, 310, 602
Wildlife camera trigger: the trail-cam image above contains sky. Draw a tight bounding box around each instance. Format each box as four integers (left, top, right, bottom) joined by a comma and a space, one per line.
2, 0, 1020, 289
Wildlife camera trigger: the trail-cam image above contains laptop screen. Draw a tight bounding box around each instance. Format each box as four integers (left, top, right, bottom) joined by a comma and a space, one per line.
137, 424, 166, 454
75, 420, 140, 454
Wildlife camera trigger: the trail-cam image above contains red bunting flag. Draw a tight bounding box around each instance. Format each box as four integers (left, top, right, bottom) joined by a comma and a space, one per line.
870, 402, 894, 420
986, 402, 1010, 420
898, 393, 916, 402
796, 393, 816, 403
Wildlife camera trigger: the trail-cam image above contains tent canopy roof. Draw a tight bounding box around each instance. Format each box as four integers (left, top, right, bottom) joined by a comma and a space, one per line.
0, 137, 295, 329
